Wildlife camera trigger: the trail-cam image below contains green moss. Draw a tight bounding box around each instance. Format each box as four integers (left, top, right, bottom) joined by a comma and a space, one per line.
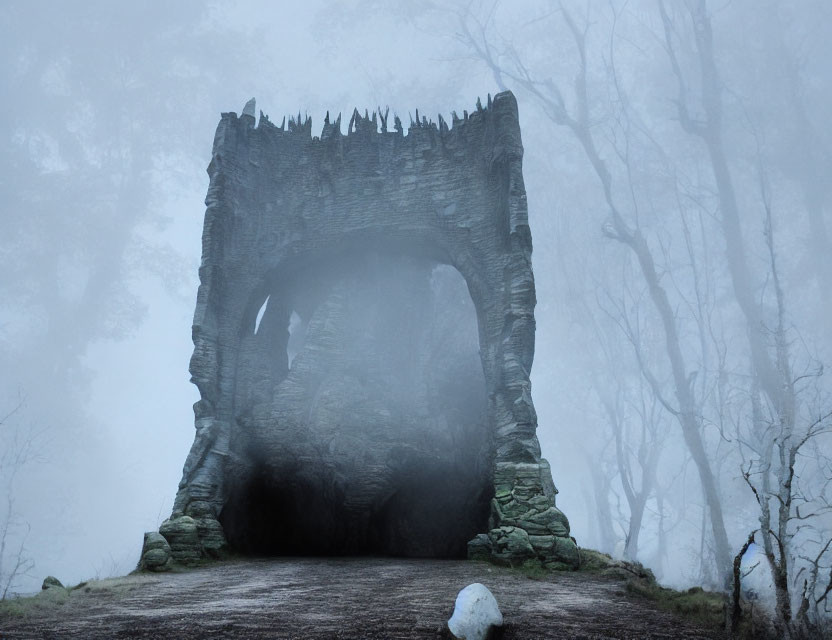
508, 549, 622, 580
0, 573, 166, 623
515, 558, 549, 580
577, 548, 617, 572
534, 548, 726, 630
625, 578, 724, 628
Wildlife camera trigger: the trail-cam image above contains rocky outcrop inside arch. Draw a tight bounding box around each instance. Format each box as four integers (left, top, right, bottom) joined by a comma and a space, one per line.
149, 91, 578, 569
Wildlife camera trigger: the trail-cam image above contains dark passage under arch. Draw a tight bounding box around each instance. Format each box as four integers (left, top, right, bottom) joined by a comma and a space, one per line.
221, 253, 493, 557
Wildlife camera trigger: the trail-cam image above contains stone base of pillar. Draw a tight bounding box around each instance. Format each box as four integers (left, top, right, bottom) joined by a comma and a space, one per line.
468, 460, 579, 569
139, 512, 228, 571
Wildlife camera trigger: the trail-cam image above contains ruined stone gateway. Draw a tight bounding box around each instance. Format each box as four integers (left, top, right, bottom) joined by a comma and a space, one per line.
141, 92, 578, 571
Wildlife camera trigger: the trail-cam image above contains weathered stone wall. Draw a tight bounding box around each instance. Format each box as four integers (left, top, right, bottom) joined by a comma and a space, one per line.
140, 91, 578, 571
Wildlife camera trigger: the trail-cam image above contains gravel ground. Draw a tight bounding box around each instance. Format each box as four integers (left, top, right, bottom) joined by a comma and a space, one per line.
0, 557, 725, 639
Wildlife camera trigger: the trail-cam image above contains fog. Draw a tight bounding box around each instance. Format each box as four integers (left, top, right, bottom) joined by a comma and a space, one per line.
2, 0, 832, 625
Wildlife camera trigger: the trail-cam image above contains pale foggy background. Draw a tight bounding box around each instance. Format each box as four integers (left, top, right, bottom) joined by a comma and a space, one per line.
2, 0, 831, 613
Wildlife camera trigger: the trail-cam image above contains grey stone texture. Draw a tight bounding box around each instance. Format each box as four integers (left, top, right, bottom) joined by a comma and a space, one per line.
158, 516, 202, 565
41, 576, 63, 590
139, 531, 172, 571
159, 91, 576, 567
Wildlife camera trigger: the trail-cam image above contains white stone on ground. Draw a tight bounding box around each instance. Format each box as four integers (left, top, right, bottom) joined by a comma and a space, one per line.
447, 583, 503, 640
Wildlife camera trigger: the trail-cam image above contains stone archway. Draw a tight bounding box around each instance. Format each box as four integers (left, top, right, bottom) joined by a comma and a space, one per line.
222, 252, 492, 558
142, 92, 578, 570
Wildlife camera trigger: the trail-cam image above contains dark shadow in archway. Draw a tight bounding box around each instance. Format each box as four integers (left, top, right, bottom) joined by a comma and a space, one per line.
220, 251, 493, 558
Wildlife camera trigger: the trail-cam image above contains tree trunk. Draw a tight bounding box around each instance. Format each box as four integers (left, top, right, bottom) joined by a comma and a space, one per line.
627, 231, 733, 582
625, 497, 646, 562
731, 531, 756, 634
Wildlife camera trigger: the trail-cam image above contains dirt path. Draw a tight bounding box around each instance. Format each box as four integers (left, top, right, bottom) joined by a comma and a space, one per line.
1, 558, 725, 639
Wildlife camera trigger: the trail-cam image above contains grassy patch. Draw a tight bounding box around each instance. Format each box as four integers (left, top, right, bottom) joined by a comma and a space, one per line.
500, 548, 655, 582
0, 586, 71, 618
576, 548, 656, 583
577, 548, 619, 572
515, 559, 550, 580
497, 548, 725, 630
131, 552, 236, 576
625, 578, 724, 628
0, 574, 161, 620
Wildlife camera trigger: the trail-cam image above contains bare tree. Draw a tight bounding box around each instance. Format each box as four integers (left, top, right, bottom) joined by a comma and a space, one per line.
594, 282, 668, 563
659, 0, 797, 464
730, 178, 832, 635
450, 6, 832, 624
603, 380, 663, 562
796, 534, 832, 634
457, 1, 734, 582
581, 440, 619, 554
0, 397, 37, 600
740, 408, 832, 636
730, 529, 757, 634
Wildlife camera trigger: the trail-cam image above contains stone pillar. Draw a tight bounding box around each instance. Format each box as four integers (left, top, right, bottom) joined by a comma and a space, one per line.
147, 92, 577, 569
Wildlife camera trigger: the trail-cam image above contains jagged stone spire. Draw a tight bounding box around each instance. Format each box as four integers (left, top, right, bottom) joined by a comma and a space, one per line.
242, 97, 256, 118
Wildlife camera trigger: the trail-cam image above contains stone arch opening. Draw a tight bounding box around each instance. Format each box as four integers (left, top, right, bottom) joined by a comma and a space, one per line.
145, 93, 579, 574
220, 247, 493, 557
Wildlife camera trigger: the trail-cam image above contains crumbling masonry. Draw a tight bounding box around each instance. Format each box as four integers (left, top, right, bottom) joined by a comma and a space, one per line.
140, 91, 579, 571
